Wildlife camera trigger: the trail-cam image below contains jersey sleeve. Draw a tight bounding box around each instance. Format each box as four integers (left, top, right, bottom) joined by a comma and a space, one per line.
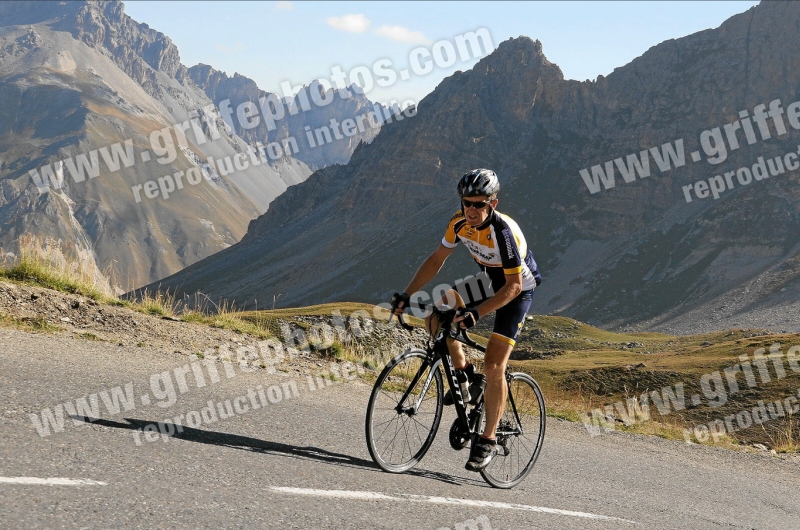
441, 211, 463, 248
496, 223, 524, 275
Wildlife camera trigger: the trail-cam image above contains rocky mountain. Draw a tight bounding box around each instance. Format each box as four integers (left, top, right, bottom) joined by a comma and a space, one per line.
0, 0, 314, 290
187, 65, 384, 171
146, 1, 800, 334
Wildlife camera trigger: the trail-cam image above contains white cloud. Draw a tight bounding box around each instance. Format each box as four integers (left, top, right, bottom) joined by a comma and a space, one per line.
375, 25, 430, 45
275, 1, 293, 10
326, 14, 371, 33
215, 42, 245, 54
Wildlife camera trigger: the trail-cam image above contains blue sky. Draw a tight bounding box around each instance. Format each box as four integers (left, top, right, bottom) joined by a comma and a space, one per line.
124, 1, 759, 106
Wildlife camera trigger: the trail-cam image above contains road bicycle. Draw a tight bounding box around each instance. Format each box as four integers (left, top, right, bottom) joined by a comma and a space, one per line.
364, 303, 546, 488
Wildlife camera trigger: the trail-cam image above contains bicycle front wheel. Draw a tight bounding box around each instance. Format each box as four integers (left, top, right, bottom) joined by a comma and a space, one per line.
480, 372, 546, 489
365, 348, 443, 473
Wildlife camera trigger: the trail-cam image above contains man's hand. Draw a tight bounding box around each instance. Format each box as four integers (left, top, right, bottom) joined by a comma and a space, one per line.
390, 292, 410, 316
454, 307, 479, 329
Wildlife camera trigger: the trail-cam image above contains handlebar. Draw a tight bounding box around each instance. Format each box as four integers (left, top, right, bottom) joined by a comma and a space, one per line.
387, 301, 482, 349
386, 300, 424, 331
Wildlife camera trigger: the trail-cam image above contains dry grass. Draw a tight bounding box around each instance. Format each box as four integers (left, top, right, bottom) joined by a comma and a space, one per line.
0, 242, 288, 341
0, 234, 114, 301
332, 337, 382, 371
766, 411, 800, 453
174, 293, 274, 339
505, 317, 800, 451
0, 237, 275, 338
134, 289, 177, 317
0, 314, 61, 333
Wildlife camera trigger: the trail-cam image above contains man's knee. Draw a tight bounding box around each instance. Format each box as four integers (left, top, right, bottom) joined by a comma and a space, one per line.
484, 360, 507, 375
435, 288, 464, 309
485, 356, 506, 367
484, 338, 513, 370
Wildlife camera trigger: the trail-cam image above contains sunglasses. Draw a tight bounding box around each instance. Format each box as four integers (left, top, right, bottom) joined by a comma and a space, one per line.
461, 199, 493, 210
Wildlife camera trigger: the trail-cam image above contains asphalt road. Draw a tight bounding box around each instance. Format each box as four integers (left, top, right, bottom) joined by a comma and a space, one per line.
1, 328, 799, 529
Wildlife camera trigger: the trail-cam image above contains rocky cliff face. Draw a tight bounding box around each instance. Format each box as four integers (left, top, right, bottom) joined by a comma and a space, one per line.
149, 1, 800, 334
0, 1, 186, 89
0, 0, 313, 289
187, 64, 383, 170
68, 0, 189, 96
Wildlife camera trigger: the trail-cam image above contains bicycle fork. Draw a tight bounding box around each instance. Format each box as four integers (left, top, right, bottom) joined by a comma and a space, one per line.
393, 354, 441, 416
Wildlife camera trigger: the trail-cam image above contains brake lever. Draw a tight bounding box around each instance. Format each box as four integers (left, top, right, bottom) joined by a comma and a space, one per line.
397, 313, 415, 331
387, 308, 415, 331
459, 328, 481, 349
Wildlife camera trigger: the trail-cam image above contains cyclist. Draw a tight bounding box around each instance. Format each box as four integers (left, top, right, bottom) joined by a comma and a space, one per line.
391, 168, 540, 472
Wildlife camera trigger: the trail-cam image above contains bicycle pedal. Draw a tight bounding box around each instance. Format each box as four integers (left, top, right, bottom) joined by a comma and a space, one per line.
493, 443, 510, 457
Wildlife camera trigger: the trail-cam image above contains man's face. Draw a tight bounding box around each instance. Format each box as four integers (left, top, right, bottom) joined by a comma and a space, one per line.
462, 195, 497, 226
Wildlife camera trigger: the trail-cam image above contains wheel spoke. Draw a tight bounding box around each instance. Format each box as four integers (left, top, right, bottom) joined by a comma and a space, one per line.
366, 351, 443, 472
480, 373, 545, 488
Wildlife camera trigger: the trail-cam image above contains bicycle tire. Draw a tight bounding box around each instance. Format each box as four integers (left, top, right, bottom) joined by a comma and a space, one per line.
480, 372, 546, 488
365, 348, 444, 473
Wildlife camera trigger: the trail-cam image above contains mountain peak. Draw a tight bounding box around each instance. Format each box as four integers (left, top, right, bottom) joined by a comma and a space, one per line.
475, 35, 564, 83
490, 36, 551, 64
497, 35, 543, 53
0, 1, 184, 78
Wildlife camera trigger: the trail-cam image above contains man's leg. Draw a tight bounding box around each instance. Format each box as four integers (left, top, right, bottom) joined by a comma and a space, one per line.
481, 292, 530, 438
426, 289, 477, 408
481, 336, 514, 439
447, 338, 467, 370
465, 332, 514, 471
424, 289, 468, 370
465, 289, 531, 471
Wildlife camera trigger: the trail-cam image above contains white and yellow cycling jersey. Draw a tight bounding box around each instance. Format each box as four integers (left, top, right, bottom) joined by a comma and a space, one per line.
442, 209, 539, 292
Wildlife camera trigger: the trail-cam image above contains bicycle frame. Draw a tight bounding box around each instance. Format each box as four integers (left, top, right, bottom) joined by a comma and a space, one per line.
393, 308, 487, 435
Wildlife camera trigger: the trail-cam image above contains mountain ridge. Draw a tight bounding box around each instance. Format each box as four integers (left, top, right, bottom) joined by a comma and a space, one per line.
186, 64, 383, 171
146, 1, 800, 334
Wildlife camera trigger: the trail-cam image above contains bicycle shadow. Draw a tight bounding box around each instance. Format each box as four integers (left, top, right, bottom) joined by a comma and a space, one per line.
72, 415, 483, 487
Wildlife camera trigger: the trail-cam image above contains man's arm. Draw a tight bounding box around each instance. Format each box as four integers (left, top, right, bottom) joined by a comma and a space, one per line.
474, 272, 522, 318
454, 272, 522, 327
404, 243, 455, 295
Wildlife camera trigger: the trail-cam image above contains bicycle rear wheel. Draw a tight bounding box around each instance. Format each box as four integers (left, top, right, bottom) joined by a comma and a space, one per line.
365, 348, 443, 473
480, 372, 546, 489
